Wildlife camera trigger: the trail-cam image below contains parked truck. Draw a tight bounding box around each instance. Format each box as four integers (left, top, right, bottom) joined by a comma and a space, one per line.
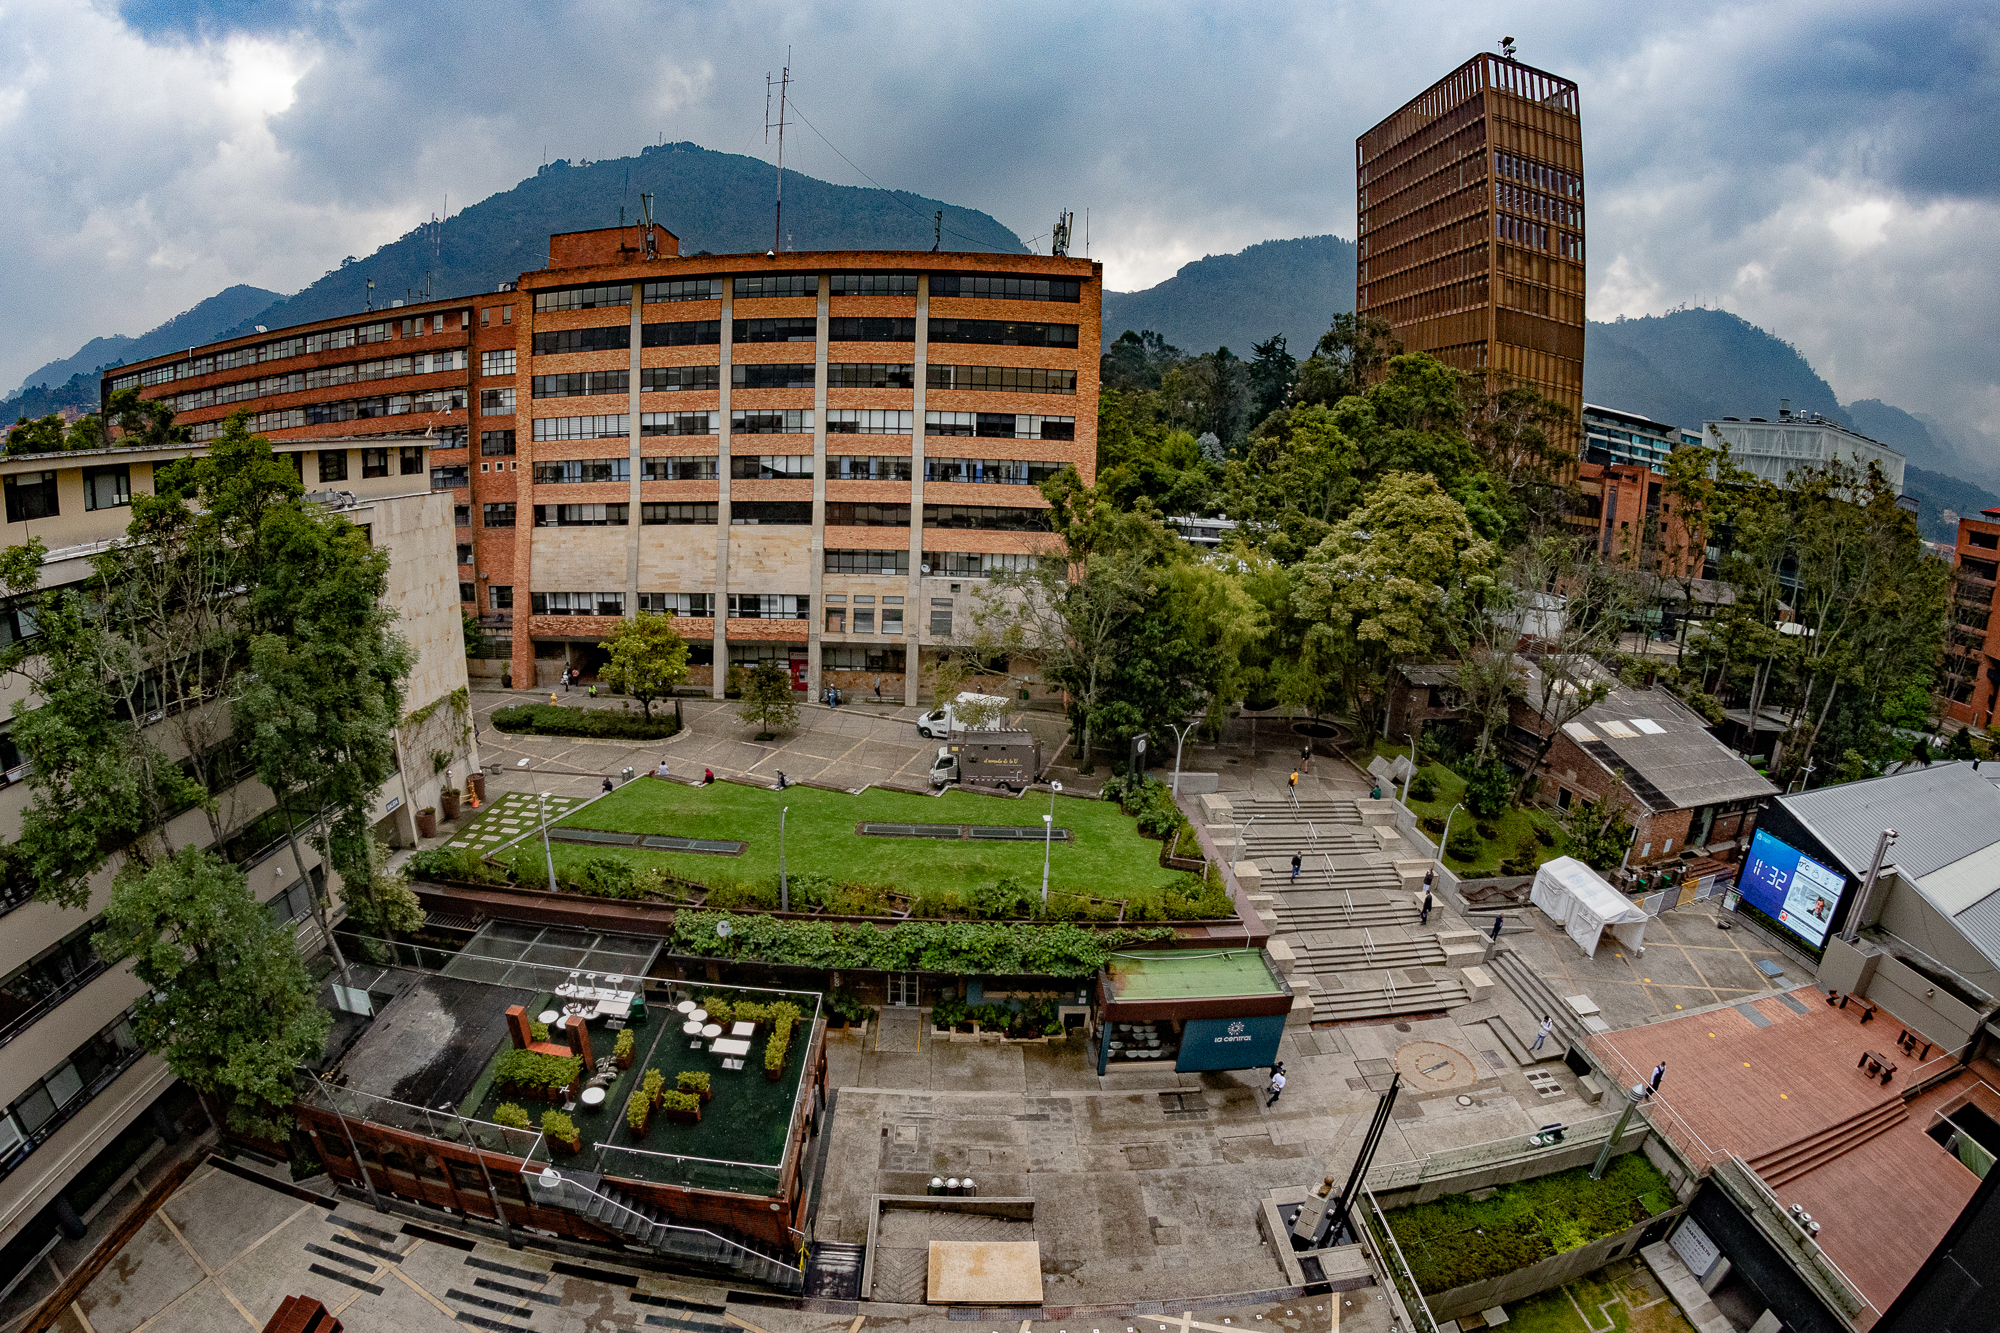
916, 691, 1012, 738
928, 731, 1043, 791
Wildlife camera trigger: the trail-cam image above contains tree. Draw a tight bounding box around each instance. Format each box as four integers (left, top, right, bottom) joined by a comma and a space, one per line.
1507, 532, 1642, 800
1561, 797, 1632, 872
598, 612, 691, 719
736, 662, 800, 737
1100, 329, 1186, 393
1293, 312, 1400, 407
1246, 333, 1297, 428
94, 846, 329, 1137
341, 838, 425, 948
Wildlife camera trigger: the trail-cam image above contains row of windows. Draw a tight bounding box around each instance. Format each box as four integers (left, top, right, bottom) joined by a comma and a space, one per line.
828, 409, 911, 434
928, 273, 1081, 303
529, 502, 729, 526
481, 430, 516, 456
111, 312, 468, 390
531, 318, 1081, 354
533, 283, 632, 313
0, 1006, 144, 1179
480, 388, 515, 415
166, 351, 466, 413
638, 592, 713, 616
1495, 150, 1582, 201
1497, 214, 1549, 251
315, 445, 428, 483
1498, 180, 1582, 229
924, 457, 1067, 485
3, 464, 138, 522
644, 456, 718, 480
728, 594, 809, 619
533, 458, 628, 484
481, 350, 516, 377
925, 412, 1075, 439
526, 272, 1079, 311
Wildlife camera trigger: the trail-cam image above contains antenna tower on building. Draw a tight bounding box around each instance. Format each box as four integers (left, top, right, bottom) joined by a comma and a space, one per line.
932, 211, 942, 252
640, 192, 657, 259
765, 53, 792, 253
1050, 211, 1073, 258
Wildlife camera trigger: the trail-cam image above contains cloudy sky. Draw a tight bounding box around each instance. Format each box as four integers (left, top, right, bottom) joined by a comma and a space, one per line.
3, 0, 1995, 459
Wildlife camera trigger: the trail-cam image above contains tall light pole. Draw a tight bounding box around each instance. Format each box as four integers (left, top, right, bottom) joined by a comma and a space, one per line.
1166, 720, 1197, 797
779, 805, 790, 912
537, 791, 558, 893
1432, 802, 1464, 881
1402, 732, 1418, 807
1040, 781, 1064, 911
1590, 1082, 1648, 1180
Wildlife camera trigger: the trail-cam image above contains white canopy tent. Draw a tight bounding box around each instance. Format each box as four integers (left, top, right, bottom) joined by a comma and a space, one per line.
1530, 856, 1648, 958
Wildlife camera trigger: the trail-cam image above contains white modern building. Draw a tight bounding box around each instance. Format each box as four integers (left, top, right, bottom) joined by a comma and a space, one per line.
1706, 402, 1906, 496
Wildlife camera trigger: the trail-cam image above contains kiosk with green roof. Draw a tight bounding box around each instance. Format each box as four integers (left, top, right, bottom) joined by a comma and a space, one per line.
1095, 949, 1293, 1075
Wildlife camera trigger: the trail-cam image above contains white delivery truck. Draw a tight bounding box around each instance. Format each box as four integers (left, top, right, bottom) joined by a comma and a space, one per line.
929, 732, 1044, 792
916, 691, 1012, 738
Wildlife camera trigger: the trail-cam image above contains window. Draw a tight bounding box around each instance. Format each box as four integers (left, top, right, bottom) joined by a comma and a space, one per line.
825, 607, 844, 633
453, 505, 470, 527
430, 466, 469, 490
826, 409, 913, 435
641, 411, 718, 436
532, 458, 629, 484
480, 430, 517, 456
731, 455, 812, 479
479, 388, 517, 416
927, 364, 1075, 394
457, 544, 473, 565
643, 277, 723, 304
1963, 557, 2000, 582
532, 504, 629, 527
925, 412, 1074, 440
481, 349, 516, 377
400, 447, 425, 475
729, 501, 812, 525
641, 456, 718, 480
924, 551, 1037, 576
730, 409, 813, 435
852, 604, 874, 633
533, 416, 629, 441
533, 371, 627, 399
530, 591, 626, 615
927, 319, 1078, 348
732, 363, 816, 389
502, 305, 512, 324
0, 923, 107, 1045
882, 602, 904, 633
319, 451, 349, 482
930, 273, 1081, 302
830, 273, 918, 296
929, 605, 954, 637
362, 447, 390, 477
533, 283, 632, 313
822, 644, 905, 671
825, 502, 910, 527
641, 502, 717, 525
532, 325, 631, 355
826, 362, 915, 389
0, 599, 35, 652
490, 585, 513, 609
483, 502, 516, 527
266, 877, 314, 926
925, 457, 1065, 485
3, 472, 58, 523
733, 274, 816, 299
733, 317, 818, 344
0, 1008, 142, 1175
641, 321, 721, 348
638, 592, 713, 616
826, 549, 910, 574
922, 505, 1046, 530
82, 466, 130, 511
459, 581, 474, 601
829, 455, 913, 481
728, 594, 809, 619
1969, 532, 1999, 551
641, 365, 720, 392
828, 317, 916, 342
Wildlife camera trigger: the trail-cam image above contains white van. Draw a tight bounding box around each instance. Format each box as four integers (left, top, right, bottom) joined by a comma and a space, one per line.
917, 691, 1012, 738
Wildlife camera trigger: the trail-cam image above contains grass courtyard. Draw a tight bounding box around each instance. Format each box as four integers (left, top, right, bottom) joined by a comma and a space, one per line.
1471, 1258, 1698, 1333
1372, 740, 1566, 877
460, 779, 1191, 913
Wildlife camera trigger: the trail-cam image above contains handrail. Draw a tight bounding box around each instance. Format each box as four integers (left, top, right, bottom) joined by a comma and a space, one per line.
524, 1167, 802, 1274
594, 1141, 784, 1175
1713, 1154, 1878, 1318
1362, 1183, 1437, 1333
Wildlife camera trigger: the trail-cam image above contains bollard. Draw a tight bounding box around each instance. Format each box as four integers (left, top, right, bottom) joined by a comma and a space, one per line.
928, 1177, 944, 1196
961, 1177, 977, 1197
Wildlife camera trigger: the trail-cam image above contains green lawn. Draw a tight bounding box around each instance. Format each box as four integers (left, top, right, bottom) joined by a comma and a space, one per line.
496, 778, 1179, 906
1373, 740, 1566, 877
1492, 1259, 1698, 1333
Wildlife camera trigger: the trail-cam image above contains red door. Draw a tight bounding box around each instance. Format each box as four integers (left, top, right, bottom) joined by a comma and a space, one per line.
789, 655, 809, 690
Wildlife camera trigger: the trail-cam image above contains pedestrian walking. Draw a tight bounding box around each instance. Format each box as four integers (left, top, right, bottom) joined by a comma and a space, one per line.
1490, 914, 1505, 942
1420, 888, 1433, 926
1531, 1016, 1555, 1052
562, 667, 573, 693
1650, 1060, 1667, 1094
873, 677, 883, 701
776, 770, 789, 790
1288, 769, 1299, 793
1291, 852, 1303, 882
1301, 743, 1311, 774
1265, 1068, 1287, 1107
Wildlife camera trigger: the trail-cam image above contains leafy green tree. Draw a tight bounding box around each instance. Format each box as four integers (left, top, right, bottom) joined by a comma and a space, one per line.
1561, 797, 1632, 872
1246, 333, 1297, 427
1100, 329, 1185, 393
1293, 311, 1400, 407
94, 846, 329, 1136
597, 611, 691, 719
341, 838, 425, 947
5, 414, 67, 455
736, 662, 801, 736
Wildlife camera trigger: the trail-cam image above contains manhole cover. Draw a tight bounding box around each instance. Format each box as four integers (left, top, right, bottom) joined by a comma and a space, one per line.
1393, 1040, 1479, 1092
1394, 1022, 1412, 1033
1456, 1095, 1475, 1107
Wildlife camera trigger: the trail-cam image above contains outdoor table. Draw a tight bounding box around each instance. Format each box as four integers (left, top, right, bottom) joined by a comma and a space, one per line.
730, 1021, 755, 1038
677, 1000, 696, 1015
595, 995, 633, 1020
682, 1020, 704, 1036
701, 1023, 722, 1038
579, 1086, 606, 1108
689, 1008, 708, 1024
710, 1037, 753, 1058
538, 1010, 560, 1025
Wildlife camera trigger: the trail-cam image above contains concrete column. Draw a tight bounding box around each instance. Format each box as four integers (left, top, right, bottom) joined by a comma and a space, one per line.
807, 276, 830, 696
509, 292, 538, 694
905, 276, 929, 707
624, 285, 643, 614
713, 285, 734, 697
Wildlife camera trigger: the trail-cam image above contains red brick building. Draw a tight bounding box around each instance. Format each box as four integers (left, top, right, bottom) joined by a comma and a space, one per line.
1942, 507, 2000, 729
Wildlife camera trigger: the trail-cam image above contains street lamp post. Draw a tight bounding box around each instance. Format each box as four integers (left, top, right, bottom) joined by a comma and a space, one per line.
780, 805, 790, 913
1401, 732, 1418, 807
1040, 781, 1064, 910
1590, 1082, 1648, 1180
1166, 720, 1197, 797
537, 791, 558, 894
1432, 802, 1465, 882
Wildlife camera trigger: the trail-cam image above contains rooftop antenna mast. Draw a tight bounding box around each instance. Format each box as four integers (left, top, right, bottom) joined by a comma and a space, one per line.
639, 192, 657, 260
1050, 210, 1073, 258
765, 52, 792, 253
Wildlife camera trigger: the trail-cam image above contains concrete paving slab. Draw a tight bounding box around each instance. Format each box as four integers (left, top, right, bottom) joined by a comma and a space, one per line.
162, 1162, 313, 1273
75, 1215, 206, 1333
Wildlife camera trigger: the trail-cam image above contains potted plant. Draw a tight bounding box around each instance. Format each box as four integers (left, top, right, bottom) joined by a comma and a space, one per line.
676, 1071, 711, 1103
440, 785, 462, 821
613, 1027, 635, 1070
416, 807, 438, 838
660, 1089, 701, 1123
640, 1068, 664, 1110
542, 1109, 580, 1155
530, 1020, 551, 1044
501, 667, 512, 689
493, 1103, 530, 1131
469, 771, 487, 802
626, 1085, 652, 1138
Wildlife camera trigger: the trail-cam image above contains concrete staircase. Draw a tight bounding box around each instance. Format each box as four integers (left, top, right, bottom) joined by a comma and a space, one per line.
1746, 1097, 1909, 1188
524, 1166, 803, 1290
1296, 967, 1471, 1023
1293, 934, 1448, 972
1484, 946, 1592, 1066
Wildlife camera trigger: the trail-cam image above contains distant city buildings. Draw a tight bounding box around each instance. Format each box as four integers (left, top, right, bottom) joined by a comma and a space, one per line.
1583, 403, 1693, 472
1706, 401, 1907, 496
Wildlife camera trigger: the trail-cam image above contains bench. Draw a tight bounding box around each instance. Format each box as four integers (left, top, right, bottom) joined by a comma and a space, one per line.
1858, 1050, 1897, 1085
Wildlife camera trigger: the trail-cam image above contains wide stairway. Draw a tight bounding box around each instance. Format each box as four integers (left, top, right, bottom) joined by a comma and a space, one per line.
525, 1166, 804, 1291
1482, 946, 1594, 1067
1745, 1097, 1909, 1188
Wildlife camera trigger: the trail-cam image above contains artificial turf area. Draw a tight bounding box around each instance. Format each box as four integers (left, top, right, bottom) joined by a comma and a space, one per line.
1373, 740, 1566, 877
496, 777, 1178, 903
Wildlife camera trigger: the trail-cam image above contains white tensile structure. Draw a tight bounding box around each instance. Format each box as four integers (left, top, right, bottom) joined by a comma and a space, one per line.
1530, 855, 1649, 958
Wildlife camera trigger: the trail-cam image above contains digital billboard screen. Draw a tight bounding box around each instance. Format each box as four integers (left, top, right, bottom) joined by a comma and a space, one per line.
1739, 828, 1845, 948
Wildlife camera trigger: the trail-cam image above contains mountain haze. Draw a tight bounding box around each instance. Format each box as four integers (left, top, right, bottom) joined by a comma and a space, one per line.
1100, 235, 1356, 360
12, 284, 282, 401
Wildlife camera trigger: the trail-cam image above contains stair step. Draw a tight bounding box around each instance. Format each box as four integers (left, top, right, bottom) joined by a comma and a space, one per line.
1747, 1098, 1908, 1187
1484, 1014, 1566, 1066
1308, 981, 1470, 1022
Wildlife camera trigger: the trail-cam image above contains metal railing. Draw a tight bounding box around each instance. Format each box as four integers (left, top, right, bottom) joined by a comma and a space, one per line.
1366, 1109, 1633, 1191
301, 1077, 545, 1160
592, 1141, 784, 1194
1361, 1183, 1438, 1333
523, 1166, 803, 1287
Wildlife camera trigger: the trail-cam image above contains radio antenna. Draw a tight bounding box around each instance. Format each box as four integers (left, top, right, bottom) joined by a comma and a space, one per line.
765, 52, 791, 252
1051, 210, 1073, 258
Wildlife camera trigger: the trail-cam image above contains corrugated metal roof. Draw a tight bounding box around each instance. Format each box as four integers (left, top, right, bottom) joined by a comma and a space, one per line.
1566, 680, 1775, 812
1952, 886, 2000, 973
1779, 761, 2000, 880
1397, 664, 1461, 687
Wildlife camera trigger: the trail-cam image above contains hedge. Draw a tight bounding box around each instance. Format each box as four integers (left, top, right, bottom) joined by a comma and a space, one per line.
490, 703, 681, 740
670, 910, 1174, 976
492, 1048, 582, 1094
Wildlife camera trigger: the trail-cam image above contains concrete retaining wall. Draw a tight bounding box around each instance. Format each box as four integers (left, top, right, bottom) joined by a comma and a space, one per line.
1373, 1126, 1655, 1210
1422, 1208, 1685, 1322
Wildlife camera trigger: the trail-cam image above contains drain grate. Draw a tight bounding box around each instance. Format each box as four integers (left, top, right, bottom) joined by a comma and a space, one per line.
1159, 1091, 1208, 1117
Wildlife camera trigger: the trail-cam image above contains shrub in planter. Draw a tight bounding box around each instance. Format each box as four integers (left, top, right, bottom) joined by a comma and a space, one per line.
626, 1088, 652, 1136
613, 1027, 635, 1069
406, 845, 510, 886
930, 996, 967, 1031
763, 1001, 802, 1080
493, 1049, 582, 1101
490, 703, 681, 740
415, 807, 438, 838
541, 1109, 580, 1154
493, 1103, 530, 1130
440, 786, 462, 821
530, 1020, 550, 1044
676, 1071, 712, 1101
698, 996, 735, 1026
1444, 827, 1483, 863
659, 1090, 701, 1122
639, 1068, 664, 1107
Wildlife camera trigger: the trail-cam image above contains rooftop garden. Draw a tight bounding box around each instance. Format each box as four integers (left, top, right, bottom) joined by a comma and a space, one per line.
418, 776, 1232, 922
1384, 1155, 1678, 1294
1373, 739, 1567, 878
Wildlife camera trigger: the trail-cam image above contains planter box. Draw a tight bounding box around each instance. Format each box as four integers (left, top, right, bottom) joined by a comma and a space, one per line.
547, 1136, 582, 1156
628, 1111, 651, 1138
441, 792, 462, 821
1000, 1033, 1055, 1045
763, 1065, 782, 1082
663, 1105, 701, 1124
